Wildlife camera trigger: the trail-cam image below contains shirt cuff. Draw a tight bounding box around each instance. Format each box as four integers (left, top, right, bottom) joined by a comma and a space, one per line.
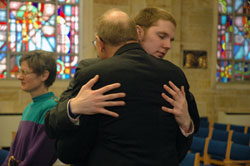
67, 99, 80, 125
179, 120, 194, 137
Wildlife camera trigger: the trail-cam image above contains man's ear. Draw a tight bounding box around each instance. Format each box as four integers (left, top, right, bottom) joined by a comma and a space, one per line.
136, 25, 144, 42
41, 70, 49, 82
96, 36, 105, 52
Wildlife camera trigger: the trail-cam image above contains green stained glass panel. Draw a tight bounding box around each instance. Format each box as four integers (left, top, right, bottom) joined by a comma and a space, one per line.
218, 0, 233, 13
235, 62, 250, 80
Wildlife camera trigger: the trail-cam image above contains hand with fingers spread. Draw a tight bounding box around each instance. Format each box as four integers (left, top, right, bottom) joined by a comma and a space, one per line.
70, 75, 126, 118
161, 81, 192, 133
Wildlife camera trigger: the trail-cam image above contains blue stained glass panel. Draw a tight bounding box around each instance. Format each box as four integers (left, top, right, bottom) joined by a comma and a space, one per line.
235, 0, 244, 13
0, 24, 7, 51
234, 16, 250, 60
218, 0, 250, 82
57, 55, 78, 79
216, 60, 232, 83
17, 42, 22, 52
218, 15, 233, 60
235, 62, 244, 80
42, 36, 54, 52
236, 0, 250, 14
65, 5, 71, 16
221, 15, 227, 25
10, 22, 15, 32
0, 0, 7, 79
234, 45, 244, 59
0, 52, 6, 78
4, 0, 79, 80
244, 40, 250, 60
0, 9, 6, 22
0, 41, 4, 49
227, 6, 233, 13
58, 0, 79, 3
245, 63, 250, 80
0, 41, 7, 51
8, 2, 56, 52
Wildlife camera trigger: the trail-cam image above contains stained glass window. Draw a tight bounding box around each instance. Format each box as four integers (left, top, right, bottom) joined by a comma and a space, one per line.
0, 0, 7, 78
0, 0, 79, 80
217, 0, 250, 82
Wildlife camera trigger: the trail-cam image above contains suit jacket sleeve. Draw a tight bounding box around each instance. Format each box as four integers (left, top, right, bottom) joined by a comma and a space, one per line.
44, 58, 101, 139
55, 115, 99, 164
176, 74, 200, 162
49, 59, 100, 164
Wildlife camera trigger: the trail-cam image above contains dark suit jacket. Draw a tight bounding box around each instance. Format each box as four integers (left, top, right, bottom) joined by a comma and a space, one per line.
44, 43, 200, 166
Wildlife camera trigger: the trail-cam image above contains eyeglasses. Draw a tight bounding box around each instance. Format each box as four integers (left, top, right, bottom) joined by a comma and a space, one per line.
92, 40, 97, 47
92, 37, 104, 47
18, 69, 34, 77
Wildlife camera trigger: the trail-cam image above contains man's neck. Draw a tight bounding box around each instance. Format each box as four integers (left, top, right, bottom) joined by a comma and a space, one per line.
103, 41, 137, 59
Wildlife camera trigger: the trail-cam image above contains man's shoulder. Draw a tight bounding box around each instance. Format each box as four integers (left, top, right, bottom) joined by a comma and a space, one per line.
159, 58, 183, 72
78, 58, 101, 68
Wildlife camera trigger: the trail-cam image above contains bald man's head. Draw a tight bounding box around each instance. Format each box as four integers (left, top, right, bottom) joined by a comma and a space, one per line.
95, 9, 138, 46
104, 9, 129, 23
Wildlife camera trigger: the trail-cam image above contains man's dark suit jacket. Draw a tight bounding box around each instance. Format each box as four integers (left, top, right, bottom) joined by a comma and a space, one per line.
44, 43, 200, 166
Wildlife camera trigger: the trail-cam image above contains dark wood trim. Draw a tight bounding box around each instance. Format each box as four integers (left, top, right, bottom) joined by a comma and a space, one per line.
0, 113, 22, 116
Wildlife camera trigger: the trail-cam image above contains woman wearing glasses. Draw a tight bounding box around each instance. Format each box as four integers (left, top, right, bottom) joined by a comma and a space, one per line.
3, 50, 58, 166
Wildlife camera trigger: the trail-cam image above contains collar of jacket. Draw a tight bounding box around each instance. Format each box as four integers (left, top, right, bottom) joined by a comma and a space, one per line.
114, 42, 146, 56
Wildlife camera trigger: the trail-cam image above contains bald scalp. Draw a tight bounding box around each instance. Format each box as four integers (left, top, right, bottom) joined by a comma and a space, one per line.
95, 9, 138, 46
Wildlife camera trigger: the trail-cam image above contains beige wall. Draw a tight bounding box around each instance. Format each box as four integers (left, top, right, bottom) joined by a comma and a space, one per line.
0, 0, 250, 121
